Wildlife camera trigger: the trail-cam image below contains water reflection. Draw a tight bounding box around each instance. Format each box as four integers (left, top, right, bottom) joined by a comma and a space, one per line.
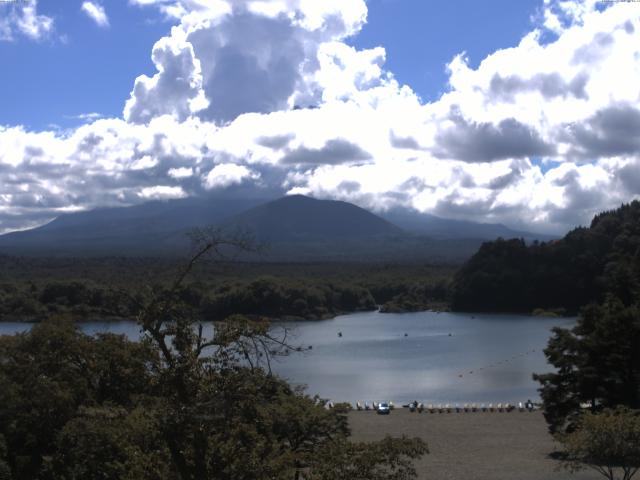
0, 311, 573, 404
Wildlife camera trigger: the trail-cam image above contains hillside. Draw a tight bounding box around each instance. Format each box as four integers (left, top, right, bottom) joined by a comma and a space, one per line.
451, 201, 640, 313
223, 195, 401, 240
0, 196, 265, 256
380, 208, 556, 242
0, 194, 552, 261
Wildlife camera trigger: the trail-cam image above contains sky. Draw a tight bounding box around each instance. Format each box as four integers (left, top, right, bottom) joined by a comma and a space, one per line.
0, 0, 639, 235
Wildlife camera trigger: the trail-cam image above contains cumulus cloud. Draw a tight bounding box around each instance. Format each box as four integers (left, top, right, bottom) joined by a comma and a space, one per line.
434, 111, 555, 162
2, 0, 640, 236
204, 163, 260, 189
562, 104, 640, 159
139, 185, 186, 199
489, 71, 589, 102
81, 2, 110, 28
0, 0, 54, 42
281, 139, 371, 166
124, 35, 208, 123
124, 0, 368, 124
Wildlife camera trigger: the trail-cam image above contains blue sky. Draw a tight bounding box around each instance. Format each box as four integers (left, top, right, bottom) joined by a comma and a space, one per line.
351, 0, 542, 102
0, 0, 639, 235
0, 1, 167, 129
2, 0, 542, 130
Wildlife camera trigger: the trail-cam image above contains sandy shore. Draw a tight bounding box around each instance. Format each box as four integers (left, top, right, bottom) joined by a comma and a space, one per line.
348, 409, 600, 480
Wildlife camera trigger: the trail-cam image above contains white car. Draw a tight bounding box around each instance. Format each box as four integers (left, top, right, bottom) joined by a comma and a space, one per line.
377, 402, 390, 415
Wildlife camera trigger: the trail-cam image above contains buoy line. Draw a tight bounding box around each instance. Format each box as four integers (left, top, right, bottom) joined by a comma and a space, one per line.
457, 348, 538, 378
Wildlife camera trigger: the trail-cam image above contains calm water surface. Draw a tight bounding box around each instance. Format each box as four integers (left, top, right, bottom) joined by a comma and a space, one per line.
0, 311, 574, 404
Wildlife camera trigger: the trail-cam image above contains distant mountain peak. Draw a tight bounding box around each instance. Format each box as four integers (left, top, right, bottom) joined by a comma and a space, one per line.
0, 194, 554, 260
223, 195, 402, 241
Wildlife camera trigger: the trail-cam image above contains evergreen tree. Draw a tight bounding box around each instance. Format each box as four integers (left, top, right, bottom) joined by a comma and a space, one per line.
534, 297, 640, 433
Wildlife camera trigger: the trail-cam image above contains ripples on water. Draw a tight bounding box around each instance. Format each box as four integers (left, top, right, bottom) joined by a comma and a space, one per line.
0, 311, 574, 404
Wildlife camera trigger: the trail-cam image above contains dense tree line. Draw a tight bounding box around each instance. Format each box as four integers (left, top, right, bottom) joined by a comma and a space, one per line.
0, 260, 454, 322
451, 201, 640, 313
0, 235, 428, 480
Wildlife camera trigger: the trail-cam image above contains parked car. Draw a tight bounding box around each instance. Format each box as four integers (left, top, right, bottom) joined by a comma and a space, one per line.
377, 402, 390, 415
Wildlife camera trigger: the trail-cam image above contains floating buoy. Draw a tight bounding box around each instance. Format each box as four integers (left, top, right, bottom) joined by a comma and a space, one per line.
338, 331, 342, 337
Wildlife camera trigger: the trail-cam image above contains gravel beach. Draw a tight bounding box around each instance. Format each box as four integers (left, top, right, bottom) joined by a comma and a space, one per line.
348, 409, 601, 480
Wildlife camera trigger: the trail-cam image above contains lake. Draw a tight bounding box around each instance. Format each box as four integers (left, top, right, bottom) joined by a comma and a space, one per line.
0, 310, 573, 405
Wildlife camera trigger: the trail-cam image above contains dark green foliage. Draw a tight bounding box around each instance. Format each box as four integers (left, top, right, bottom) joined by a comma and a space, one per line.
0, 258, 454, 322
534, 298, 640, 434
202, 276, 376, 320
0, 237, 428, 480
557, 407, 640, 480
0, 434, 10, 480
52, 405, 171, 480
377, 281, 450, 313
452, 201, 640, 313
0, 318, 156, 479
0, 317, 427, 480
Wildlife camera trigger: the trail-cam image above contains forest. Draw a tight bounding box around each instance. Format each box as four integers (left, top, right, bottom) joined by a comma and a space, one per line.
451, 201, 640, 314
0, 257, 453, 322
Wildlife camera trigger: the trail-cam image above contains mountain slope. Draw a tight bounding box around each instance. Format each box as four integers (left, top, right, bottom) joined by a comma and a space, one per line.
380, 208, 556, 242
0, 194, 555, 261
223, 195, 402, 241
0, 196, 266, 255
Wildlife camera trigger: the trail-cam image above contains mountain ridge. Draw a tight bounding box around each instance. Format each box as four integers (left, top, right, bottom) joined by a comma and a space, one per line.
0, 195, 555, 260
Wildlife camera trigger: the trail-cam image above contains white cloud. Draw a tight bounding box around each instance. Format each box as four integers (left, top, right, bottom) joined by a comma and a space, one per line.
81, 1, 110, 28
139, 185, 186, 199
124, 0, 368, 123
0, 0, 54, 42
168, 166, 194, 179
204, 164, 260, 189
124, 33, 208, 123
2, 0, 640, 236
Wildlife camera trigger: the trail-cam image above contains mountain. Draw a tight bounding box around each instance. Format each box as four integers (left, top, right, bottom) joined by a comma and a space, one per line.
380, 208, 556, 242
0, 194, 554, 261
0, 196, 266, 256
222, 195, 401, 241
